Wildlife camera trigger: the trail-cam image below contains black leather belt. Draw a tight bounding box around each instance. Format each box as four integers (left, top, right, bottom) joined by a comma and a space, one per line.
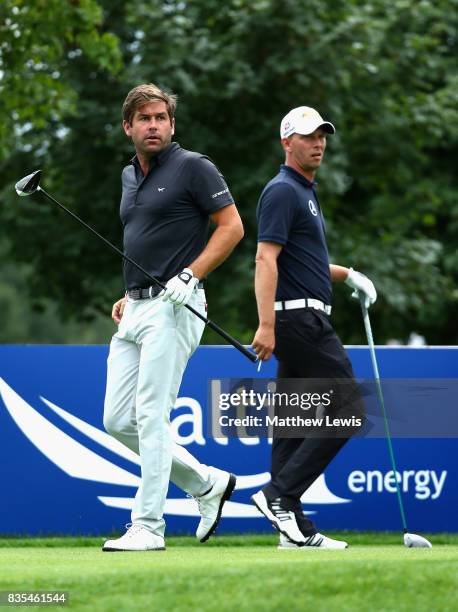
127, 282, 203, 301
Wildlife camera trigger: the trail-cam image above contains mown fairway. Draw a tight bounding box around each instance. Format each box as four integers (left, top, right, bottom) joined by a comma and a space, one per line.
1, 534, 457, 611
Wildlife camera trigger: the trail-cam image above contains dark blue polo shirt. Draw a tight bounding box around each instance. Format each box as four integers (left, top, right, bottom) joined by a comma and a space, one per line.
120, 142, 234, 289
257, 165, 332, 304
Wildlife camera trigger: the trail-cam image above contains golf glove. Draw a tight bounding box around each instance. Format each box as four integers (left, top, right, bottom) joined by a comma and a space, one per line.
162, 268, 199, 307
345, 268, 377, 308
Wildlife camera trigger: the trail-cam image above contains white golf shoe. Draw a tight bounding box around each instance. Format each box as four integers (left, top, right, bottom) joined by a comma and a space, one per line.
251, 491, 306, 545
102, 524, 165, 552
195, 469, 236, 542
278, 532, 348, 550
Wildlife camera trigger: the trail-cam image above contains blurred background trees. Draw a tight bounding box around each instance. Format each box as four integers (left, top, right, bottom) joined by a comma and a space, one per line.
0, 0, 457, 344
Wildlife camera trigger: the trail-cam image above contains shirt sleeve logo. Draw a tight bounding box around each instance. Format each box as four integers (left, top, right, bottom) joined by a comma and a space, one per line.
308, 199, 318, 216
211, 187, 229, 199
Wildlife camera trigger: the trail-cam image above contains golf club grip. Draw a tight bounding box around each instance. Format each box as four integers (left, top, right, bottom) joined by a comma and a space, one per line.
205, 318, 257, 362
359, 294, 381, 381
38, 187, 257, 363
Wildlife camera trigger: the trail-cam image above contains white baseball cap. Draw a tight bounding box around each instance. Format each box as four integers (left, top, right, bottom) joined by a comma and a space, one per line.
280, 106, 335, 139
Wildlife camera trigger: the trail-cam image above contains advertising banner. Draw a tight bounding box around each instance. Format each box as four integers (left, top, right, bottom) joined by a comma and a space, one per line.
0, 346, 456, 535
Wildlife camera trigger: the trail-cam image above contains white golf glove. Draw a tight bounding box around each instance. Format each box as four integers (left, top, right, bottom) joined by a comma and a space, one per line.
345, 268, 377, 308
162, 268, 198, 307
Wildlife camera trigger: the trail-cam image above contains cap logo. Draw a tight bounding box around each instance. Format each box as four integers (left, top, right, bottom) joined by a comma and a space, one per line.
308, 199, 318, 216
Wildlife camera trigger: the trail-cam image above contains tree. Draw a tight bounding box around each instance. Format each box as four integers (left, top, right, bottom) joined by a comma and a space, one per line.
0, 0, 122, 159
0, 0, 124, 332
1, 0, 457, 344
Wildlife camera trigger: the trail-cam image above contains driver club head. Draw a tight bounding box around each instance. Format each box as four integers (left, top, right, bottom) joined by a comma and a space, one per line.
404, 532, 432, 548
15, 170, 42, 197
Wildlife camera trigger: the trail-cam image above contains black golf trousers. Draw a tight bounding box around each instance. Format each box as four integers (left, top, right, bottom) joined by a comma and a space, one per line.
262, 308, 364, 536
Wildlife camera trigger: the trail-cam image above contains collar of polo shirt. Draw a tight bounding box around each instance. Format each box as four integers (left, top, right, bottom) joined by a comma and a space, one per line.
131, 141, 180, 170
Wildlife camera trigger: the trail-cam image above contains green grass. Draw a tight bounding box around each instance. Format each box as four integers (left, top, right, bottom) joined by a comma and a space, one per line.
0, 534, 457, 611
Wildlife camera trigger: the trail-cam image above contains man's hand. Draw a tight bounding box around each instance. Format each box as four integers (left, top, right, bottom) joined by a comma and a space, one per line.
345, 268, 377, 308
251, 324, 275, 361
112, 296, 127, 325
162, 268, 199, 307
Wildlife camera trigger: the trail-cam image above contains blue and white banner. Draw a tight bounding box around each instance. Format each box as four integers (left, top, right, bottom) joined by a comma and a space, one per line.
0, 346, 456, 535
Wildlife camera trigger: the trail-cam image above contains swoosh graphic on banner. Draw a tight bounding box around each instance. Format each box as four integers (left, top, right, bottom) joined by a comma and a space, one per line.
234, 472, 270, 490
40, 397, 348, 501
0, 377, 140, 487
300, 476, 351, 505
41, 396, 272, 491
97, 497, 317, 518
0, 378, 350, 510
40, 396, 141, 465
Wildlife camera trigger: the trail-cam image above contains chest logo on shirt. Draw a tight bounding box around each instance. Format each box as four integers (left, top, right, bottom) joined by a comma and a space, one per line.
308, 199, 318, 216
158, 187, 166, 192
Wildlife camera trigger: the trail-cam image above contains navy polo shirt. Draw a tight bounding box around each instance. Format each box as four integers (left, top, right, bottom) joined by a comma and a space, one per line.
120, 142, 234, 290
257, 165, 332, 304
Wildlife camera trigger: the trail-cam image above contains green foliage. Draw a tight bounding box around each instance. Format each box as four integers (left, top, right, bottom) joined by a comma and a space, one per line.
0, 0, 122, 159
0, 262, 115, 343
0, 0, 457, 344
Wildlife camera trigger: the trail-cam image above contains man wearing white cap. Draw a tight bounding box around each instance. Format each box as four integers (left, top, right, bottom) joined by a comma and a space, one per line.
251, 106, 377, 549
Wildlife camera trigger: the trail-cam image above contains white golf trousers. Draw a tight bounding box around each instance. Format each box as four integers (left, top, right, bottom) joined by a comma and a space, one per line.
103, 289, 211, 536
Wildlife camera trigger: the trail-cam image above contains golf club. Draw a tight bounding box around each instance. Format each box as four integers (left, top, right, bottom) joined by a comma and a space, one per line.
359, 293, 432, 548
15, 170, 257, 363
